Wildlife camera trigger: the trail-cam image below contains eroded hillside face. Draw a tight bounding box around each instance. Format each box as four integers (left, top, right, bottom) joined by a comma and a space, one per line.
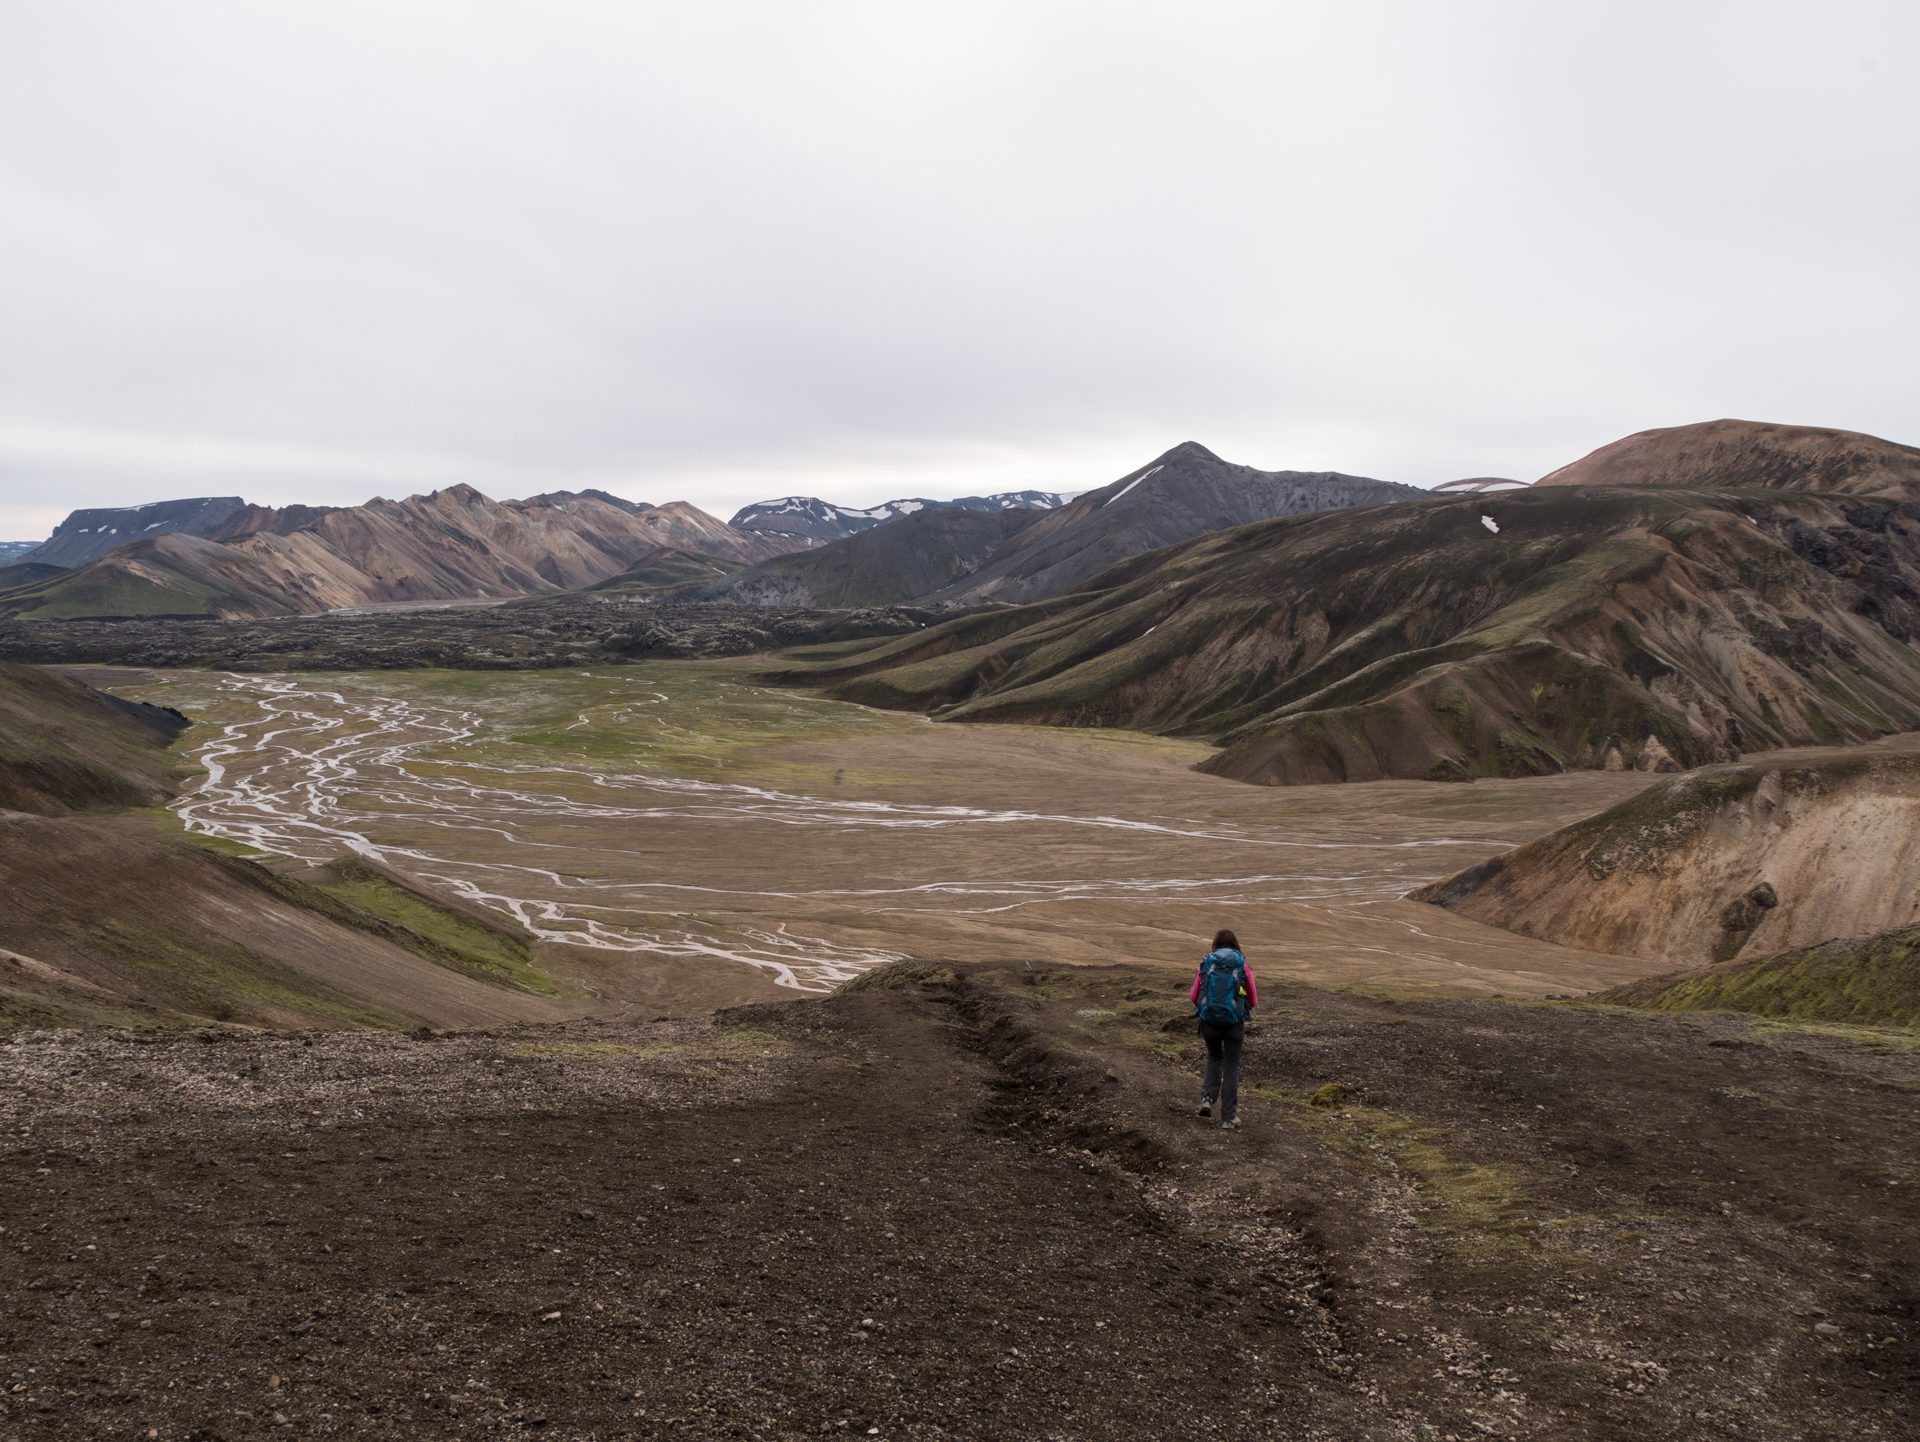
767, 486, 1920, 787
1413, 744, 1920, 970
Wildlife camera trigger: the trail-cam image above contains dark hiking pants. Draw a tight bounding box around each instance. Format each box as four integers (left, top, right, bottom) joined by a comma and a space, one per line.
1199, 1020, 1245, 1122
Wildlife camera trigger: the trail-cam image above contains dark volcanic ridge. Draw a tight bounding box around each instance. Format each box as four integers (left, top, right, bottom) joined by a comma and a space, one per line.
0, 601, 949, 674
19, 496, 250, 569
0, 657, 189, 815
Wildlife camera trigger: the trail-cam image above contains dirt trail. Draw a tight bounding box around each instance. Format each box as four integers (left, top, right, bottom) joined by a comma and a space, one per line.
2, 967, 1913, 1440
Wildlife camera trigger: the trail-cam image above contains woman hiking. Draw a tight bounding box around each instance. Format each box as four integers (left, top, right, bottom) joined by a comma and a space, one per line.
1191, 928, 1257, 1130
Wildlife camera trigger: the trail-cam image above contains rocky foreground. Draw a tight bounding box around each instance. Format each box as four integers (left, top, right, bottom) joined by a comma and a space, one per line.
1, 963, 1912, 1441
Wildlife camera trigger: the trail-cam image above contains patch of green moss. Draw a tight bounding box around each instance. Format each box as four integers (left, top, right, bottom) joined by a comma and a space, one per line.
1598, 924, 1920, 1027
836, 960, 959, 993
1432, 685, 1474, 747
237, 856, 557, 997
86, 915, 412, 1030
1287, 1100, 1580, 1259
510, 1042, 635, 1061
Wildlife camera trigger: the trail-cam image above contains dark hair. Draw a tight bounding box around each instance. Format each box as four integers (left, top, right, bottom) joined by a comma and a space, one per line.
1212, 928, 1240, 952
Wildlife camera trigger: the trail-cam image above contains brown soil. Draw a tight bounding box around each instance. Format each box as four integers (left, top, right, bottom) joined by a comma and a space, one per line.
2, 965, 1914, 1441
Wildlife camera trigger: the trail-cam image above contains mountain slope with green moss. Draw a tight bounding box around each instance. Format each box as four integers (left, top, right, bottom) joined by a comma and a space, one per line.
1593, 922, 1920, 1026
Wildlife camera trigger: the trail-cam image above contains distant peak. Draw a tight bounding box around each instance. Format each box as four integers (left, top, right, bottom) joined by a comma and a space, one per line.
1157, 441, 1222, 463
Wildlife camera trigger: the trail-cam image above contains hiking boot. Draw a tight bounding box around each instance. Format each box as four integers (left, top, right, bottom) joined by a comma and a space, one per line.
1221, 1117, 1241, 1131
1197, 1099, 1213, 1118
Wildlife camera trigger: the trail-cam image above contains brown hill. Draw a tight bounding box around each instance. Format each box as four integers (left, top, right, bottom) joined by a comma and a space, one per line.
0, 487, 793, 620
1410, 747, 1920, 970
1534, 418, 1920, 497
0, 658, 189, 813
757, 485, 1920, 785
0, 659, 580, 1030
0, 816, 580, 1030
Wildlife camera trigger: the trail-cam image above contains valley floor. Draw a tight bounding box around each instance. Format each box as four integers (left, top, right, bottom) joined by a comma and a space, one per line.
81, 661, 1678, 1022
2, 965, 1914, 1441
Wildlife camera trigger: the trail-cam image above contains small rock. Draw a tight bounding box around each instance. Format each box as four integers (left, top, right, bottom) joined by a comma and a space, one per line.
1814, 1322, 1842, 1337
541, 1311, 562, 1323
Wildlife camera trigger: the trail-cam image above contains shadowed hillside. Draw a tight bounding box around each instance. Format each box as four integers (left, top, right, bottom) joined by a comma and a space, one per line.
1535, 418, 1920, 497
0, 658, 189, 812
758, 484, 1920, 785
698, 506, 1044, 608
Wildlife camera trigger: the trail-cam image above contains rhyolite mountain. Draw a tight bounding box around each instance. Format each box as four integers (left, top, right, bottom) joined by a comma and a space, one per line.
1534, 419, 1920, 497
757, 481, 1920, 785
0, 487, 794, 621
918, 442, 1423, 606
697, 507, 1047, 608
729, 490, 1070, 546
1410, 749, 1920, 970
19, 496, 250, 569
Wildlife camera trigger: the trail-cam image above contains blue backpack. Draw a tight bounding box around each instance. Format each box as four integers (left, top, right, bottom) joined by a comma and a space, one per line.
1194, 949, 1249, 1026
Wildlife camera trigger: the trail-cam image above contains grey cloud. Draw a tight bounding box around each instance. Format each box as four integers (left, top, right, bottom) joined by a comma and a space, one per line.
1, 0, 1916, 539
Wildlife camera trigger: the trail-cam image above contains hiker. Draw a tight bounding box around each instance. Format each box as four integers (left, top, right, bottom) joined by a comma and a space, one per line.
1192, 928, 1257, 1130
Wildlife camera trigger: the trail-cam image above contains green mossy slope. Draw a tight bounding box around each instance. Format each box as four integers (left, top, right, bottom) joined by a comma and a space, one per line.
1595, 925, 1920, 1027
293, 857, 556, 996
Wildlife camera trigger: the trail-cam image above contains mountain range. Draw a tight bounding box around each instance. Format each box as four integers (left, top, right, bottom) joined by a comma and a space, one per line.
0, 487, 790, 620
0, 447, 1417, 619
700, 443, 1419, 609
728, 490, 1071, 545
758, 420, 1920, 785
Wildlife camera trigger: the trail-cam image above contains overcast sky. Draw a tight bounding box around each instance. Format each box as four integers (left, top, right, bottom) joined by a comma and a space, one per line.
1, 1, 1915, 539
